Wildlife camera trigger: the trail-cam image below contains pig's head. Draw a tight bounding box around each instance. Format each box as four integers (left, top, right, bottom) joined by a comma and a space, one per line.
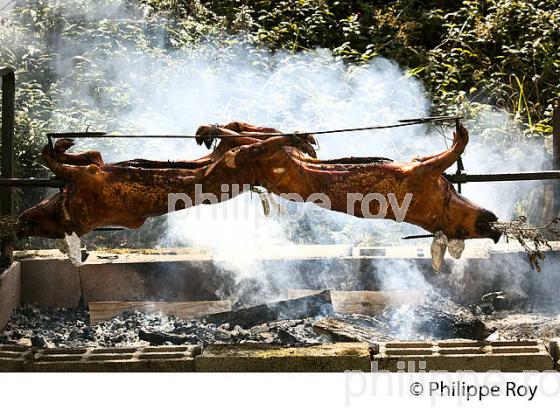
16, 191, 76, 239
409, 123, 501, 242
17, 140, 110, 239
438, 179, 501, 242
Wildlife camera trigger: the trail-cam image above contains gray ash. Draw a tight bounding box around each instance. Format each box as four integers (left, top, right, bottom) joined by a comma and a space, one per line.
0, 305, 94, 348
0, 305, 330, 348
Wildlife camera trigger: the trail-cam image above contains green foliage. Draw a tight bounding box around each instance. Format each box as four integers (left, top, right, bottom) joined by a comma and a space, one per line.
193, 0, 559, 133
2, 0, 558, 177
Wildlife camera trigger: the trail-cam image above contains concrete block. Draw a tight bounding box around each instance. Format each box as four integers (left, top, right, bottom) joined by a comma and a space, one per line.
0, 345, 31, 372
19, 257, 81, 308
195, 342, 371, 372
242, 258, 363, 294
373, 340, 554, 372
546, 338, 560, 371
0, 262, 21, 331
27, 345, 200, 372
79, 259, 219, 303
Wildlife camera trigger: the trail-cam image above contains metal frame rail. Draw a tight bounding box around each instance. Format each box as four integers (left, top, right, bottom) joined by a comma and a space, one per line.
1, 67, 15, 266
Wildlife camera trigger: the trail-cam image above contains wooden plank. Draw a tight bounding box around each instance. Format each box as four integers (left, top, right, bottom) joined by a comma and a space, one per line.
313, 317, 393, 342
287, 289, 426, 316
202, 290, 332, 328
88, 300, 231, 324
314, 300, 489, 342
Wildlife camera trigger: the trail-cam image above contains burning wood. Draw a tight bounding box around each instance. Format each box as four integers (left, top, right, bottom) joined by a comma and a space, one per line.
314, 297, 489, 342
287, 289, 426, 316
380, 302, 489, 340
202, 290, 333, 328
313, 316, 393, 342
138, 329, 194, 345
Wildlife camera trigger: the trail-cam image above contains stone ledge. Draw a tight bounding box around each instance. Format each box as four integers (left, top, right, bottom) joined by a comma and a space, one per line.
19, 258, 80, 308
195, 342, 371, 372
0, 262, 21, 331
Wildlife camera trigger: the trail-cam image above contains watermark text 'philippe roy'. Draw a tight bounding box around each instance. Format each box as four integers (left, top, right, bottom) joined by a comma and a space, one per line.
167, 184, 412, 221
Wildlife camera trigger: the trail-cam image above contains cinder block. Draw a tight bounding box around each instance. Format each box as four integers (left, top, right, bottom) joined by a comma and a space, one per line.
195, 343, 371, 372
79, 259, 218, 303
372, 340, 554, 372
0, 345, 31, 372
19, 258, 81, 308
27, 345, 200, 372
0, 262, 21, 331
546, 338, 560, 371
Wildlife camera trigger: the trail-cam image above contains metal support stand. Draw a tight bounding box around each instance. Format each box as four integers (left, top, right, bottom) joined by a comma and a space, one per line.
1, 67, 15, 267
454, 118, 465, 193
553, 102, 560, 215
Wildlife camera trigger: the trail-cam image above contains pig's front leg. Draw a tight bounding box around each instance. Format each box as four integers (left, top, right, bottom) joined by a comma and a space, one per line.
416, 123, 469, 175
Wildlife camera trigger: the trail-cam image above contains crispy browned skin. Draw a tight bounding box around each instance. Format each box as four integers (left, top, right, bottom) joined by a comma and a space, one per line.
17, 121, 499, 242
199, 122, 500, 242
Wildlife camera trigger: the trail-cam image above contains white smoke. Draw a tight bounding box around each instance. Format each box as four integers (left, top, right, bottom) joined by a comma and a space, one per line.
8, 0, 551, 304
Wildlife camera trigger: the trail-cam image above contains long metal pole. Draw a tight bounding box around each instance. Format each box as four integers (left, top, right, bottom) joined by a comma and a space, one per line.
0, 172, 559, 188
444, 171, 560, 183
0, 178, 64, 187
1, 67, 15, 266
44, 116, 462, 141
553, 102, 560, 213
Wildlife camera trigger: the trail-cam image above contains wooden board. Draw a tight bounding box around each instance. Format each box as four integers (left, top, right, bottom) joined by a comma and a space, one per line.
313, 317, 393, 342
287, 289, 426, 316
89, 300, 231, 324
202, 290, 332, 328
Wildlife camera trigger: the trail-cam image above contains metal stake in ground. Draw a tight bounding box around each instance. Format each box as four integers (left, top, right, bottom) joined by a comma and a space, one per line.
0, 67, 15, 267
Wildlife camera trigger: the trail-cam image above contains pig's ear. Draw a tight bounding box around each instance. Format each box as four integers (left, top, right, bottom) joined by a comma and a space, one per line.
415, 124, 469, 176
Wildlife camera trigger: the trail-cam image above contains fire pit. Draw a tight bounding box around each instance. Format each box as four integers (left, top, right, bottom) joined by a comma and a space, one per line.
1, 244, 559, 372
1, 67, 560, 372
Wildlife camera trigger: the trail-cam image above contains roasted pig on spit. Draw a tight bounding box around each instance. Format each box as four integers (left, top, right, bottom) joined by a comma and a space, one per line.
16, 122, 314, 238
17, 121, 500, 255
195, 121, 501, 246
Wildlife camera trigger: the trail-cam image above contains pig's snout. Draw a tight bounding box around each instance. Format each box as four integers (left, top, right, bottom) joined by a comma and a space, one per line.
475, 209, 501, 243
16, 197, 69, 239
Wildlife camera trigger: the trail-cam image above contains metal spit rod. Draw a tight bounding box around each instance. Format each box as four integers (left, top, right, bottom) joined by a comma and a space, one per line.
45, 115, 463, 148
444, 171, 560, 183
1, 171, 559, 188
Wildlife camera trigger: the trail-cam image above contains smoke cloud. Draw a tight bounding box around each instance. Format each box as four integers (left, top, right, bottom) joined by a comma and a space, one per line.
7, 0, 552, 305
